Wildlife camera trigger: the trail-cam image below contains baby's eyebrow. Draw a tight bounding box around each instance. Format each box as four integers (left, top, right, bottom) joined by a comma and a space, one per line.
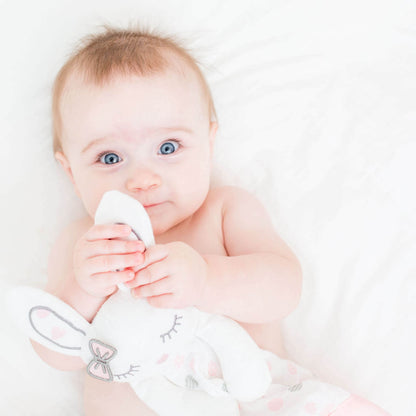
81, 126, 194, 154
82, 137, 111, 154
157, 126, 194, 134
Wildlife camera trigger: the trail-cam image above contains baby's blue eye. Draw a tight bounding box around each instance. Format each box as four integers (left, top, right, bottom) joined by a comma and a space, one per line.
159, 141, 179, 155
99, 152, 121, 165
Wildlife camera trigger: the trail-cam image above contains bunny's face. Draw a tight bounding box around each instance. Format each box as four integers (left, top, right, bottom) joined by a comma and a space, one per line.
8, 286, 199, 384
82, 291, 198, 383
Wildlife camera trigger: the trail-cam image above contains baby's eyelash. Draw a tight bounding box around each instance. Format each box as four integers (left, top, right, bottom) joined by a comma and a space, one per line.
164, 138, 181, 146
114, 364, 140, 380
160, 314, 183, 343
94, 150, 121, 164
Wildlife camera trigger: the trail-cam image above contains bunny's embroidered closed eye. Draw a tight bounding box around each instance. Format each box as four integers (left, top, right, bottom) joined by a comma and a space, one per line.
114, 364, 140, 380
160, 314, 183, 343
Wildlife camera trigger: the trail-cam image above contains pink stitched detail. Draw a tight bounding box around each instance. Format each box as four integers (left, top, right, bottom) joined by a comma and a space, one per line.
288, 362, 297, 375
51, 326, 65, 340
305, 402, 318, 414
208, 360, 221, 378
36, 309, 50, 319
268, 397, 284, 411
329, 395, 391, 416
157, 353, 169, 364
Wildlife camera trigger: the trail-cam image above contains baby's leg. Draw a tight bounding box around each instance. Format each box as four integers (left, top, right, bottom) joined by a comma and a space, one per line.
84, 374, 157, 416
331, 395, 391, 416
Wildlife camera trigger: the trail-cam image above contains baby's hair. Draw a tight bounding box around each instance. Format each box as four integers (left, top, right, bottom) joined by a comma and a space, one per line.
52, 24, 217, 154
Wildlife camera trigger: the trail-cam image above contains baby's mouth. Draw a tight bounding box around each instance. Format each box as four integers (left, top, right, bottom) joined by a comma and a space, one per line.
143, 201, 167, 210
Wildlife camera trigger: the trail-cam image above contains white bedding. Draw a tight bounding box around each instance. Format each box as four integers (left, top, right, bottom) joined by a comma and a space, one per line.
1, 0, 415, 414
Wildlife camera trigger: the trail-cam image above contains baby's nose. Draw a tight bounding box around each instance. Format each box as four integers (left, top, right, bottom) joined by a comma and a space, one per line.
125, 167, 162, 191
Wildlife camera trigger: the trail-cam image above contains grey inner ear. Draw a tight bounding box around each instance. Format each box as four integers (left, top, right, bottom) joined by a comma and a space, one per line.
29, 306, 86, 351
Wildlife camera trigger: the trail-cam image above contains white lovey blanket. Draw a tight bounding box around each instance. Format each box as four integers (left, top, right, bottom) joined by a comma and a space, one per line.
0, 1, 414, 415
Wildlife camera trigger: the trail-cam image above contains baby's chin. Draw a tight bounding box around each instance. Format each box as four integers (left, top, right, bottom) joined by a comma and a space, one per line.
150, 211, 192, 239
150, 218, 180, 237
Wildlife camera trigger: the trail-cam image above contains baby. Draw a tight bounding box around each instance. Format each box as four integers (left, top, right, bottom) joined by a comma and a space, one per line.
32, 26, 389, 415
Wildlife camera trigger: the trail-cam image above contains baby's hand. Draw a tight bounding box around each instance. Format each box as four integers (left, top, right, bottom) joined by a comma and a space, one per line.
73, 224, 145, 299
126, 241, 208, 309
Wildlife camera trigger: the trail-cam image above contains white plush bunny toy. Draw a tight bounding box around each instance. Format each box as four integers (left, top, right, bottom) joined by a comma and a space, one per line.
7, 191, 271, 416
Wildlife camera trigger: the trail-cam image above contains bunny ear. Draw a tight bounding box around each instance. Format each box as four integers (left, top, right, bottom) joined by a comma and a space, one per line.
95, 190, 155, 293
6, 286, 91, 356
95, 190, 155, 248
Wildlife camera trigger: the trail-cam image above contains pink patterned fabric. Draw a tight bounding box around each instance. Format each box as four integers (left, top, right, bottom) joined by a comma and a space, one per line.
330, 395, 391, 416
238, 351, 391, 416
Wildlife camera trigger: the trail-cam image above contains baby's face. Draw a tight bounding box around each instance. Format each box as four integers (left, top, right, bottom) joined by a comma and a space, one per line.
56, 66, 217, 235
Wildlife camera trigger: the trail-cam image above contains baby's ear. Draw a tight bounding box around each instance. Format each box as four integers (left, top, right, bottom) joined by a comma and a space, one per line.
209, 121, 218, 156
6, 286, 91, 357
54, 151, 80, 197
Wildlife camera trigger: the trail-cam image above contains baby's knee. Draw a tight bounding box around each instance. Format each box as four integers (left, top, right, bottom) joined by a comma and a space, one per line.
83, 375, 157, 416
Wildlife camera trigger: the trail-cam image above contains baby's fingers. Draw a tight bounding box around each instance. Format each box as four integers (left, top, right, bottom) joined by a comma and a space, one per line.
87, 252, 144, 274
91, 270, 135, 296
126, 260, 169, 288
84, 223, 132, 241
132, 277, 172, 299
85, 238, 145, 259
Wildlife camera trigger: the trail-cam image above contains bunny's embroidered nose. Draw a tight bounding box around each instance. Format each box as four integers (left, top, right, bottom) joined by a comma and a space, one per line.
87, 339, 117, 382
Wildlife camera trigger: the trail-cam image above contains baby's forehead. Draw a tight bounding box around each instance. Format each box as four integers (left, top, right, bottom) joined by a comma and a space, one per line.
64, 52, 202, 94
59, 58, 211, 145
61, 61, 210, 123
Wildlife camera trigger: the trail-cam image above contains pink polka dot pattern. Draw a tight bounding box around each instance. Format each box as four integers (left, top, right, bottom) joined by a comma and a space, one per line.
305, 402, 318, 414
51, 326, 65, 340
36, 309, 50, 318
208, 360, 221, 378
268, 397, 284, 412
190, 357, 196, 372
321, 403, 335, 415
288, 363, 297, 375
156, 353, 169, 364
174, 354, 185, 368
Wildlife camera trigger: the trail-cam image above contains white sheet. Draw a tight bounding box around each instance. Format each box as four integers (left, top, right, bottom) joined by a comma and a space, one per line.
1, 0, 415, 414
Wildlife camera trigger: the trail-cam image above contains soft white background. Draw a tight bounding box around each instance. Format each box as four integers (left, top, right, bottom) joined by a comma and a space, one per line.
1, 0, 415, 414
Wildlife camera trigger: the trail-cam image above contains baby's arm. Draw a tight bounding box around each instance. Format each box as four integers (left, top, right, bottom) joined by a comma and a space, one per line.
198, 186, 302, 324
31, 218, 92, 370
31, 217, 142, 370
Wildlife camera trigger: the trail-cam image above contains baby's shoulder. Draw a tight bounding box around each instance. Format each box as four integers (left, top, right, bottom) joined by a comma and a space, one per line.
207, 185, 259, 212
208, 184, 252, 201
54, 216, 93, 248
